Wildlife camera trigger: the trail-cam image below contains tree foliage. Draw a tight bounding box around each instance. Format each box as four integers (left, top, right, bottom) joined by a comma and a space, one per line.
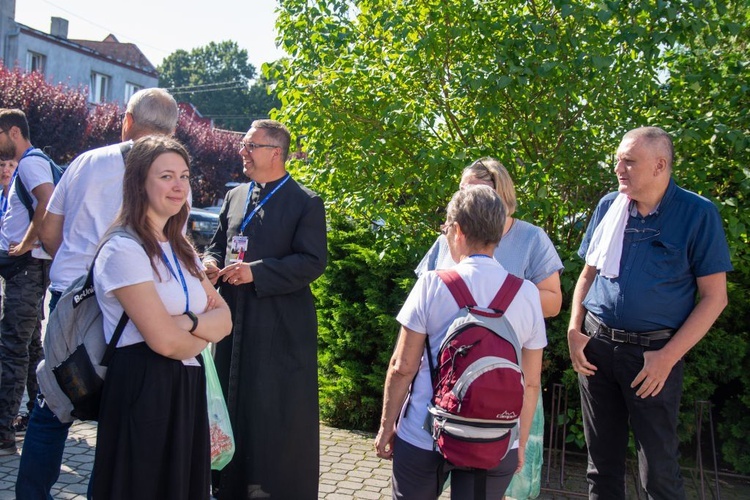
159, 41, 280, 131
0, 64, 88, 163
274, 0, 750, 472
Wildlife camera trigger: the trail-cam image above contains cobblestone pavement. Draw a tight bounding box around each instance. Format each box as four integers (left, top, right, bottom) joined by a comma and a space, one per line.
0, 422, 747, 499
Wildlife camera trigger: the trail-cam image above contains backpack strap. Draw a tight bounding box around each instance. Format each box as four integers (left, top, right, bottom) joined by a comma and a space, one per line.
436, 269, 477, 308
14, 149, 62, 220
488, 273, 523, 314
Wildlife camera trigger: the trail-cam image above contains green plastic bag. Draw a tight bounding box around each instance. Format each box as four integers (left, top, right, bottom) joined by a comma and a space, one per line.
505, 392, 544, 499
203, 345, 235, 470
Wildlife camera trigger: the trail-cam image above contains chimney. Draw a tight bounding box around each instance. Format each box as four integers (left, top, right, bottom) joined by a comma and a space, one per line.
50, 17, 68, 39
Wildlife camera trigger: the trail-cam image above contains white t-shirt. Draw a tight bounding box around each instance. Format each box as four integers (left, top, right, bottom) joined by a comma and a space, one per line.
47, 143, 129, 292
94, 236, 208, 350
395, 256, 547, 451
0, 151, 53, 251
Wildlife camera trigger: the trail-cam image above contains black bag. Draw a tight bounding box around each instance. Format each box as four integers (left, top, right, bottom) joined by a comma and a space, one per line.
0, 250, 31, 280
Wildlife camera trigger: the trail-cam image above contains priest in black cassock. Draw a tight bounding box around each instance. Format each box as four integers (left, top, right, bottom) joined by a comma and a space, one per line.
204, 119, 327, 499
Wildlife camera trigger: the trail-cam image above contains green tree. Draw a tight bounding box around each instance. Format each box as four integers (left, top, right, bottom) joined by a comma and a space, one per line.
159, 41, 261, 131
274, 0, 750, 472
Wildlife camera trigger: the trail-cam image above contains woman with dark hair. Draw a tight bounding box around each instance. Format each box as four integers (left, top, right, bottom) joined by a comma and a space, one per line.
91, 136, 232, 499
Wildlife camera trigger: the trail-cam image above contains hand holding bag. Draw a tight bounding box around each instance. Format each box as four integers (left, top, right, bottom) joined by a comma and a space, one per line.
202, 345, 235, 470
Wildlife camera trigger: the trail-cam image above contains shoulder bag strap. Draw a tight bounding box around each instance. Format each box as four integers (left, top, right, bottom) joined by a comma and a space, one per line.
488, 273, 523, 315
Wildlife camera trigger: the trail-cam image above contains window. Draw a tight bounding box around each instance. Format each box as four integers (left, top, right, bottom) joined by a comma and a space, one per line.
89, 72, 110, 103
26, 52, 46, 74
124, 82, 142, 102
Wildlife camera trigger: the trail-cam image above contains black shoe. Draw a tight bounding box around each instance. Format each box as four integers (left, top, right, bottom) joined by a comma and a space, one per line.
0, 439, 16, 456
13, 413, 29, 436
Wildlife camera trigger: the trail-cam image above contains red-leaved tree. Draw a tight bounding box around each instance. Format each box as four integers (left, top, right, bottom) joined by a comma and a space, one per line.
0, 64, 88, 163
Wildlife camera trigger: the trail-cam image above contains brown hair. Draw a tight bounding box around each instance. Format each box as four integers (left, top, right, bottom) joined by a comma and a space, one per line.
0, 109, 30, 140
117, 135, 202, 280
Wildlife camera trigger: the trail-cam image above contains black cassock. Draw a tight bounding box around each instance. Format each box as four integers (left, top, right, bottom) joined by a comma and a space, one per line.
206, 175, 327, 500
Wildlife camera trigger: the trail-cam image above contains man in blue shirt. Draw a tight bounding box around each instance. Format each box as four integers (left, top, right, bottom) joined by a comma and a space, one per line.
567, 126, 732, 499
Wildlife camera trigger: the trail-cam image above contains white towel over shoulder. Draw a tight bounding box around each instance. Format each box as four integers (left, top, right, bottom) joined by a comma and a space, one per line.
585, 193, 630, 279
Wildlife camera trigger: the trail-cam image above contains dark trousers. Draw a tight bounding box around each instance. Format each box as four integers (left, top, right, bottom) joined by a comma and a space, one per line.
579, 334, 686, 500
391, 434, 518, 500
0, 258, 48, 442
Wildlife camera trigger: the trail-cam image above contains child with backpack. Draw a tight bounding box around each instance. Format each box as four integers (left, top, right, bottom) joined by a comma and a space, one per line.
375, 185, 547, 499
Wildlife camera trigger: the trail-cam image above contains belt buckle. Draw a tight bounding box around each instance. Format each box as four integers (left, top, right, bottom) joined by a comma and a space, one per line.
609, 328, 627, 343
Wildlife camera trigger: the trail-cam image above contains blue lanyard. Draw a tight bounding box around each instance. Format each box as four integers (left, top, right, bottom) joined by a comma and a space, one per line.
239, 174, 291, 234
469, 254, 493, 259
0, 192, 7, 219
160, 244, 189, 313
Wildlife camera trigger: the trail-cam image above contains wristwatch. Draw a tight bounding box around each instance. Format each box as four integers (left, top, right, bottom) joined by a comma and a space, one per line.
184, 311, 199, 333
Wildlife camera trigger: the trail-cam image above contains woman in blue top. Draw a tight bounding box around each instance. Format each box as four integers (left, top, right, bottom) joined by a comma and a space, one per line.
92, 136, 232, 500
416, 157, 563, 498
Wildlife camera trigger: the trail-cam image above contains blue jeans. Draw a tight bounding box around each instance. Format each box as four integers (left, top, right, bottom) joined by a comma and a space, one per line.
16, 397, 72, 500
16, 289, 71, 500
579, 334, 686, 500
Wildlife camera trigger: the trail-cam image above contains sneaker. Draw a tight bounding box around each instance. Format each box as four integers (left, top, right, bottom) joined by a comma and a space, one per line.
0, 440, 16, 456
13, 413, 29, 436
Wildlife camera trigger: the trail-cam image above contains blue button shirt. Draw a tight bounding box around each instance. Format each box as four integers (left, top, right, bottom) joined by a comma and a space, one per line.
578, 179, 732, 332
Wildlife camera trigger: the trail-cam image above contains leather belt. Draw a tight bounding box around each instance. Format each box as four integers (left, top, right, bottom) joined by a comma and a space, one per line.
584, 312, 674, 347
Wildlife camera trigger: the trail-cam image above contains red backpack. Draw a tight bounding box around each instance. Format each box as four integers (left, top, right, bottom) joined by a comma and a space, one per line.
425, 269, 524, 470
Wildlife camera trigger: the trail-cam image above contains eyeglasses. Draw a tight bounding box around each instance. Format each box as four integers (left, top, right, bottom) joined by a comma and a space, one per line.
0, 129, 7, 135
440, 222, 454, 235
624, 227, 661, 242
239, 142, 279, 152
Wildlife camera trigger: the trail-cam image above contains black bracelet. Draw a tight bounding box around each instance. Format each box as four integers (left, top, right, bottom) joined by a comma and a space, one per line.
184, 311, 199, 333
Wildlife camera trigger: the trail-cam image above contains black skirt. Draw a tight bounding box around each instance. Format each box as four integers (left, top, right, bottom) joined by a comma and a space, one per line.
91, 342, 210, 500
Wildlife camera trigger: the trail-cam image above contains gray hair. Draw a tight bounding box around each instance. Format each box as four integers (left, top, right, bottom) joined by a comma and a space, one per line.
126, 88, 179, 135
446, 185, 506, 248
622, 126, 674, 169
251, 119, 291, 162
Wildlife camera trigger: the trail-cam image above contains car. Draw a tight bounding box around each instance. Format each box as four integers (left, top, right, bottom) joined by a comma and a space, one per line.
188, 207, 219, 253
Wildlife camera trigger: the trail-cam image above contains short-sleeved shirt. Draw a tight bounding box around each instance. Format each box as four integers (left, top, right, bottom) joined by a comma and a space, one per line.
0, 149, 53, 250
578, 179, 732, 332
94, 235, 208, 348
396, 256, 547, 451
48, 142, 129, 292
415, 219, 563, 284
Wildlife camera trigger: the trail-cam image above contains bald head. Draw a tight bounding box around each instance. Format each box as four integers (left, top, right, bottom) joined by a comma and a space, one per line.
622, 126, 673, 171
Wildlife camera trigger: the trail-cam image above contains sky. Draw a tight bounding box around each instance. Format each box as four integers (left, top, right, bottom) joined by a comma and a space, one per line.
14, 0, 287, 72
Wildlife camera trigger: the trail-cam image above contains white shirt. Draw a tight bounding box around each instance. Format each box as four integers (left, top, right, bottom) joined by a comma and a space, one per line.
94, 236, 208, 349
0, 151, 52, 250
395, 256, 547, 451
47, 143, 129, 292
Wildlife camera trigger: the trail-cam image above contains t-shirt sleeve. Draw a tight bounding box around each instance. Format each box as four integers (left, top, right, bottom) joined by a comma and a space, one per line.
526, 228, 564, 284
18, 155, 54, 199
396, 273, 435, 335
414, 236, 441, 277
94, 236, 153, 296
